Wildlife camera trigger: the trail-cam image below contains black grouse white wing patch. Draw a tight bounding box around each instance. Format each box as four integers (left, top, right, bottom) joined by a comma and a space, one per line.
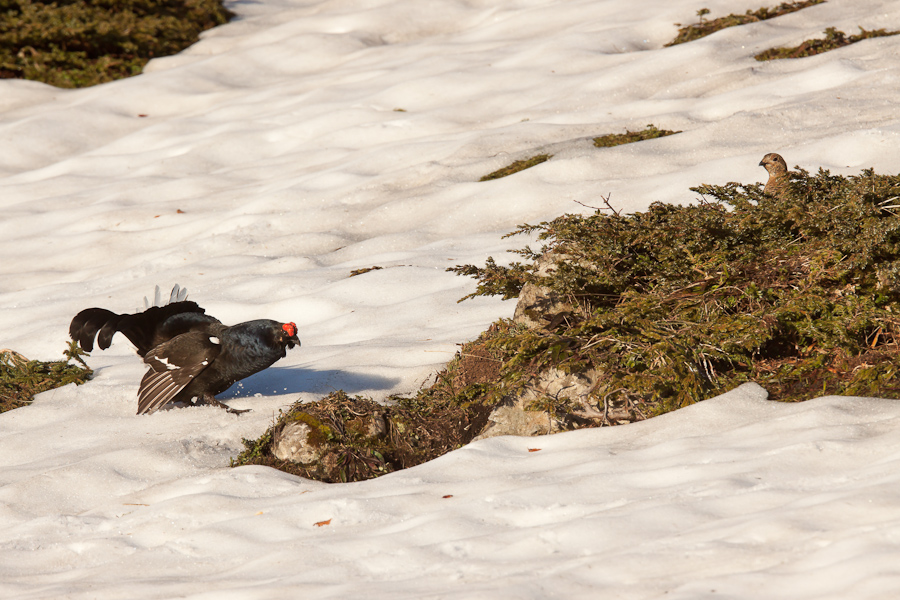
137, 331, 220, 415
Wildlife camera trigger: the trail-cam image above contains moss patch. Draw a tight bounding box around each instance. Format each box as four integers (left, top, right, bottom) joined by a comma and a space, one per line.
481, 154, 552, 182
666, 1, 826, 47
755, 27, 900, 60
0, 0, 233, 88
593, 125, 681, 148
1, 341, 93, 412
349, 266, 383, 277
232, 330, 507, 483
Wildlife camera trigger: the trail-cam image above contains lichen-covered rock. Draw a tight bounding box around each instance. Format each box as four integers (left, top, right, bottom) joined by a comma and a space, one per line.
366, 412, 387, 438
536, 367, 599, 404
475, 367, 601, 440
474, 401, 553, 440
513, 252, 575, 329
272, 421, 322, 464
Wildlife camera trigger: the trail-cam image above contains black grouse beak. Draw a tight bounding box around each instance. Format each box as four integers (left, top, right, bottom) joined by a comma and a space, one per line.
758, 159, 765, 167
280, 322, 300, 349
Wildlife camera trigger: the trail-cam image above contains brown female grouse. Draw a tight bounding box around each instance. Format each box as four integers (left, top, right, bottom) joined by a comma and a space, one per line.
759, 152, 789, 197
69, 289, 300, 415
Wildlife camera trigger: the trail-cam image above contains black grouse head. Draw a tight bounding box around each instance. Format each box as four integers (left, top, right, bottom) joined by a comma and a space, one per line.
274, 321, 301, 354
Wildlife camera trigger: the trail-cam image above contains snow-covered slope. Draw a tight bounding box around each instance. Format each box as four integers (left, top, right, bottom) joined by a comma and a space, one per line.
1, 0, 900, 597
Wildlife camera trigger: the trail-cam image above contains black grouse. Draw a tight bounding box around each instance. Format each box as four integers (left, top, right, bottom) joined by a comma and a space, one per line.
69, 286, 300, 415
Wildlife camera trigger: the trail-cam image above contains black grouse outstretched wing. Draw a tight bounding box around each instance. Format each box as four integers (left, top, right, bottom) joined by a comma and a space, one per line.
70, 301, 215, 356
138, 330, 222, 415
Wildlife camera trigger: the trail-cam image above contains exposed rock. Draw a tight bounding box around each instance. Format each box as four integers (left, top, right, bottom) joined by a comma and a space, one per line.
273, 421, 323, 464
513, 252, 575, 329
367, 412, 387, 438
536, 367, 599, 404
480, 248, 653, 439
474, 401, 553, 440
596, 388, 646, 424
475, 367, 601, 440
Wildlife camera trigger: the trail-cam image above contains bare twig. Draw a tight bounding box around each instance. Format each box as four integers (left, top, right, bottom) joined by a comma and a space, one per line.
573, 193, 620, 216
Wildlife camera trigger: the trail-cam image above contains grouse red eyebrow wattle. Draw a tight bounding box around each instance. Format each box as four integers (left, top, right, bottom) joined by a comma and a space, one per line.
282, 322, 297, 337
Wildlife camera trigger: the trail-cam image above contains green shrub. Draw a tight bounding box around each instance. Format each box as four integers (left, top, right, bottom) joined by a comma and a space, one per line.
238, 167, 900, 483
452, 166, 900, 411
1, 341, 92, 412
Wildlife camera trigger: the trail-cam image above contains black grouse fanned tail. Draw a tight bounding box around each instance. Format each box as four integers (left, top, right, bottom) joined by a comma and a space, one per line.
69, 308, 121, 352
70, 301, 209, 356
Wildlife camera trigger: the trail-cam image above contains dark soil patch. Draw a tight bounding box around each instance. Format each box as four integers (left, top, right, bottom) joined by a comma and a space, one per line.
452, 344, 502, 388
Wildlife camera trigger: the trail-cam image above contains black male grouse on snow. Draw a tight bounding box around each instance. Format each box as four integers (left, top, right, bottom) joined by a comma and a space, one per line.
69, 286, 300, 415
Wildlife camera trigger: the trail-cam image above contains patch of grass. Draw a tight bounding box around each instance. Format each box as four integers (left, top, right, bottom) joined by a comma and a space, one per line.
479, 125, 681, 183
593, 124, 681, 148
0, 0, 233, 88
755, 27, 900, 60
481, 154, 552, 182
666, 1, 826, 47
451, 165, 900, 412
349, 266, 383, 277
1, 341, 93, 412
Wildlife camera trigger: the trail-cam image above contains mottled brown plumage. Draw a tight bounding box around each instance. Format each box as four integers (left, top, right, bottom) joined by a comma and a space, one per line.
759, 153, 789, 197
